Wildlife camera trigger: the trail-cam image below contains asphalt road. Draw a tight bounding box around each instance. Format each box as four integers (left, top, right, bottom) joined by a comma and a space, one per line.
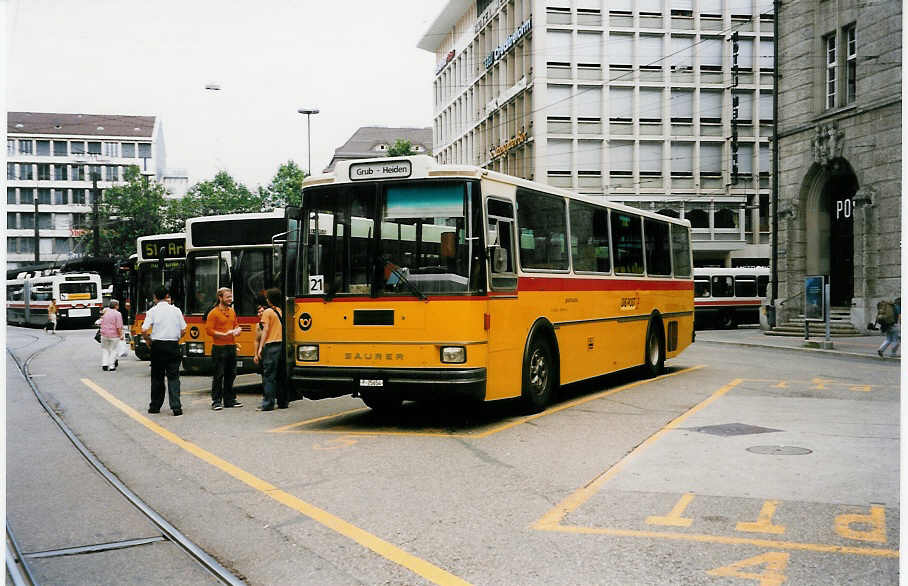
6, 326, 900, 585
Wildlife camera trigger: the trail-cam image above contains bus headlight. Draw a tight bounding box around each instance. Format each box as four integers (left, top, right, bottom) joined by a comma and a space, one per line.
440, 346, 466, 364
297, 345, 319, 362
185, 342, 205, 356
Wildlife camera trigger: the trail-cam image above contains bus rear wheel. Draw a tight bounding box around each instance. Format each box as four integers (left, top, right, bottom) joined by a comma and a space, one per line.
644, 320, 665, 377
521, 338, 555, 413
717, 310, 736, 329
361, 391, 403, 413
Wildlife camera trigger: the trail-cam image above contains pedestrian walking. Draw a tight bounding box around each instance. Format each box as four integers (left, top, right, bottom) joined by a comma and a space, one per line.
142, 287, 186, 416
876, 298, 901, 358
46, 299, 58, 334
254, 288, 288, 411
206, 287, 243, 410
99, 299, 124, 371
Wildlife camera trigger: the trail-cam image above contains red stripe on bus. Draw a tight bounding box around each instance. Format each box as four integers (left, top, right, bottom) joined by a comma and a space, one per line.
518, 276, 693, 292
184, 315, 261, 323
695, 300, 762, 307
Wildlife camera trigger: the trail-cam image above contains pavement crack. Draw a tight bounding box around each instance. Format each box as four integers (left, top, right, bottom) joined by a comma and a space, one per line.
454, 437, 515, 469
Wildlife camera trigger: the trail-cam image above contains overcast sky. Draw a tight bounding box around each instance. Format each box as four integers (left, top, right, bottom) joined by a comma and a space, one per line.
6, 0, 445, 190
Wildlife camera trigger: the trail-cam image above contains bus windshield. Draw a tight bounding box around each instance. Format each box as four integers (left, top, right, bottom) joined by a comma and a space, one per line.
301, 180, 484, 297
59, 282, 98, 301
137, 260, 186, 312
187, 249, 281, 315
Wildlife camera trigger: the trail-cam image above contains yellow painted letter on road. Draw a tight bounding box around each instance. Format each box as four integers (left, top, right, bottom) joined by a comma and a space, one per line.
646, 493, 694, 527
736, 500, 786, 535
707, 552, 789, 586
835, 506, 887, 543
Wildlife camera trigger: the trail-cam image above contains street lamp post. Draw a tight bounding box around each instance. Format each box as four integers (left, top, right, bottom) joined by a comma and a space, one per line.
297, 107, 319, 175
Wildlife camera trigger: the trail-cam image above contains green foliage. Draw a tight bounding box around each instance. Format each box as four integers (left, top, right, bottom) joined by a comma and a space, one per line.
387, 139, 415, 157
165, 171, 264, 231
76, 165, 168, 258
259, 160, 307, 209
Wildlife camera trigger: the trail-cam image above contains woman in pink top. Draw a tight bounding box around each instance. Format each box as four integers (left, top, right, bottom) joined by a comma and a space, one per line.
99, 299, 124, 371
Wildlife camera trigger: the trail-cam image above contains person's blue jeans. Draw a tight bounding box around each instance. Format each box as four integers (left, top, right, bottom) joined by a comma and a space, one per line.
261, 343, 286, 409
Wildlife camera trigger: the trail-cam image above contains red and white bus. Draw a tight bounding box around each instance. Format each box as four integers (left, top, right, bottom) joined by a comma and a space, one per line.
693, 267, 769, 329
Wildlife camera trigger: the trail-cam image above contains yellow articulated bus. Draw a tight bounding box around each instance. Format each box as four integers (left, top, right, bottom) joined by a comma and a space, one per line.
283, 155, 694, 412
131, 233, 187, 360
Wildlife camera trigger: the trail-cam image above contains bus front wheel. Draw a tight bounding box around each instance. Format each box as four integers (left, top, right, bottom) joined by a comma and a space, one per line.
644, 320, 665, 377
361, 390, 403, 413
521, 338, 555, 413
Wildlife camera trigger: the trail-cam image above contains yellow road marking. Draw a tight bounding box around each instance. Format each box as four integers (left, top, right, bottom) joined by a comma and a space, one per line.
80, 378, 472, 586
533, 378, 741, 530
535, 524, 898, 558
270, 365, 707, 437
646, 493, 695, 527
737, 500, 786, 535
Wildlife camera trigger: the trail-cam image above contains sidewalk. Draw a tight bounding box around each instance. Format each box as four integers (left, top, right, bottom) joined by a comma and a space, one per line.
695, 325, 901, 361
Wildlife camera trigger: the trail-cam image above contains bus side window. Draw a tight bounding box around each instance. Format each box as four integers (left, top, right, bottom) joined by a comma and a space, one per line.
487, 199, 517, 290
694, 279, 711, 298
735, 277, 757, 298
757, 275, 769, 297
711, 275, 734, 297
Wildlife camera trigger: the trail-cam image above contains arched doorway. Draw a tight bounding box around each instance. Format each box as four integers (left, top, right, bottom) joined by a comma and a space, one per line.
803, 158, 858, 307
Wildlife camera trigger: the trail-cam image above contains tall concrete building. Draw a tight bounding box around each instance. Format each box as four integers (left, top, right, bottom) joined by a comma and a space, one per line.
774, 0, 901, 329
419, 0, 774, 266
6, 112, 165, 269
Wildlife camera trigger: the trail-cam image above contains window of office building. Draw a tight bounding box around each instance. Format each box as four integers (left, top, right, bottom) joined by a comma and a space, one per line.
547, 30, 571, 64
138, 143, 151, 158
610, 87, 633, 121
21, 214, 34, 230
88, 141, 102, 155
576, 86, 602, 120
548, 139, 573, 172
737, 143, 754, 176
36, 140, 50, 156
54, 189, 68, 205
576, 32, 602, 66
38, 213, 52, 229
38, 188, 51, 204
38, 164, 50, 181
20, 188, 34, 204
54, 164, 68, 181
670, 36, 694, 70
760, 38, 774, 71
72, 189, 86, 204
19, 164, 34, 180
577, 140, 602, 174
121, 143, 135, 158
7, 139, 14, 155
8, 213, 17, 229
19, 139, 33, 154
686, 208, 708, 228
639, 88, 663, 122
548, 85, 572, 118
738, 38, 754, 71
845, 24, 856, 104
104, 142, 119, 157
825, 33, 837, 109
7, 238, 17, 253
8, 162, 16, 180
729, 0, 753, 18
759, 144, 770, 175
609, 34, 633, 68
701, 90, 723, 123
7, 188, 16, 204
20, 237, 34, 253
71, 141, 85, 155
609, 0, 632, 14
701, 143, 723, 176
715, 208, 737, 228
639, 0, 661, 15
638, 35, 663, 69
106, 165, 119, 181
53, 140, 67, 156
72, 164, 85, 181
701, 38, 723, 70
671, 89, 693, 122
54, 237, 72, 254
734, 91, 754, 123
610, 141, 633, 175
89, 165, 101, 180
639, 142, 663, 176
671, 142, 693, 176
759, 92, 773, 123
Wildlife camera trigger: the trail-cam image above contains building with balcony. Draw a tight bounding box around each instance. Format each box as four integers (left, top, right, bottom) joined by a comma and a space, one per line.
419, 0, 774, 266
6, 112, 165, 269
326, 126, 433, 172
773, 0, 901, 330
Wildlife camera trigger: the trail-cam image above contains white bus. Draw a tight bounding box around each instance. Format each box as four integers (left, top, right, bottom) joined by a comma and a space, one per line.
7, 271, 104, 328
693, 267, 769, 329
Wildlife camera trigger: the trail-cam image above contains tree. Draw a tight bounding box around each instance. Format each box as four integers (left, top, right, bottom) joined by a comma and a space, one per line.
165, 171, 264, 231
76, 165, 168, 258
387, 139, 415, 157
260, 160, 307, 209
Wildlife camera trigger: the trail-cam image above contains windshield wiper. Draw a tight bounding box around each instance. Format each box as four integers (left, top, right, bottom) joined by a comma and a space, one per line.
382, 259, 428, 301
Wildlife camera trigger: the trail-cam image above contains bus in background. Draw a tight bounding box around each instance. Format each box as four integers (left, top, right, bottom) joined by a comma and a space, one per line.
282, 155, 694, 413
131, 233, 187, 360
7, 272, 103, 328
693, 267, 769, 329
184, 210, 291, 373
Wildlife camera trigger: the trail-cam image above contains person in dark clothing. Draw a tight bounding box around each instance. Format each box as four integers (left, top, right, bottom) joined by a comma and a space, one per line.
142, 287, 186, 416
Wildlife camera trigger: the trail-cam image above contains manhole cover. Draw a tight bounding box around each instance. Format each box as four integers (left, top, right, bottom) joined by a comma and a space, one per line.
747, 445, 813, 455
688, 423, 782, 437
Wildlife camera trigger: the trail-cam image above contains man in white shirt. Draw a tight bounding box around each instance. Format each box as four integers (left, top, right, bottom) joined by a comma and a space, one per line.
142, 286, 187, 416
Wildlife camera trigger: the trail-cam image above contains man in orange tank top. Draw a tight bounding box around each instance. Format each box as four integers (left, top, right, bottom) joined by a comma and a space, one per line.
206, 287, 243, 410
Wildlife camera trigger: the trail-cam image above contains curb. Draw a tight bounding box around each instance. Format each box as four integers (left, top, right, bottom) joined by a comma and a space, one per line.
696, 338, 901, 362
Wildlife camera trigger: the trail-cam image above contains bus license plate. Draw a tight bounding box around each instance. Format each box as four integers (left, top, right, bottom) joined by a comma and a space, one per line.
69, 308, 90, 317
237, 361, 243, 368
360, 379, 384, 388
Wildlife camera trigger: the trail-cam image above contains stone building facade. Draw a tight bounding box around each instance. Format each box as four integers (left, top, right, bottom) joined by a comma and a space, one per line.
774, 0, 901, 329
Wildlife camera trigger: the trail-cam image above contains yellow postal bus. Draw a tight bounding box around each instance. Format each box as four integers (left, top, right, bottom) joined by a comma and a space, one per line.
284, 155, 694, 412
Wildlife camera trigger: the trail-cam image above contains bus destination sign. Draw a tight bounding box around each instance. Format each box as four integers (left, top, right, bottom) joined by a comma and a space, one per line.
141, 237, 186, 260
350, 160, 412, 181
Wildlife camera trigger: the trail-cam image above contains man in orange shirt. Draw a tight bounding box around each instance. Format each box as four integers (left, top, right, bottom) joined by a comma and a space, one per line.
206, 287, 243, 410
